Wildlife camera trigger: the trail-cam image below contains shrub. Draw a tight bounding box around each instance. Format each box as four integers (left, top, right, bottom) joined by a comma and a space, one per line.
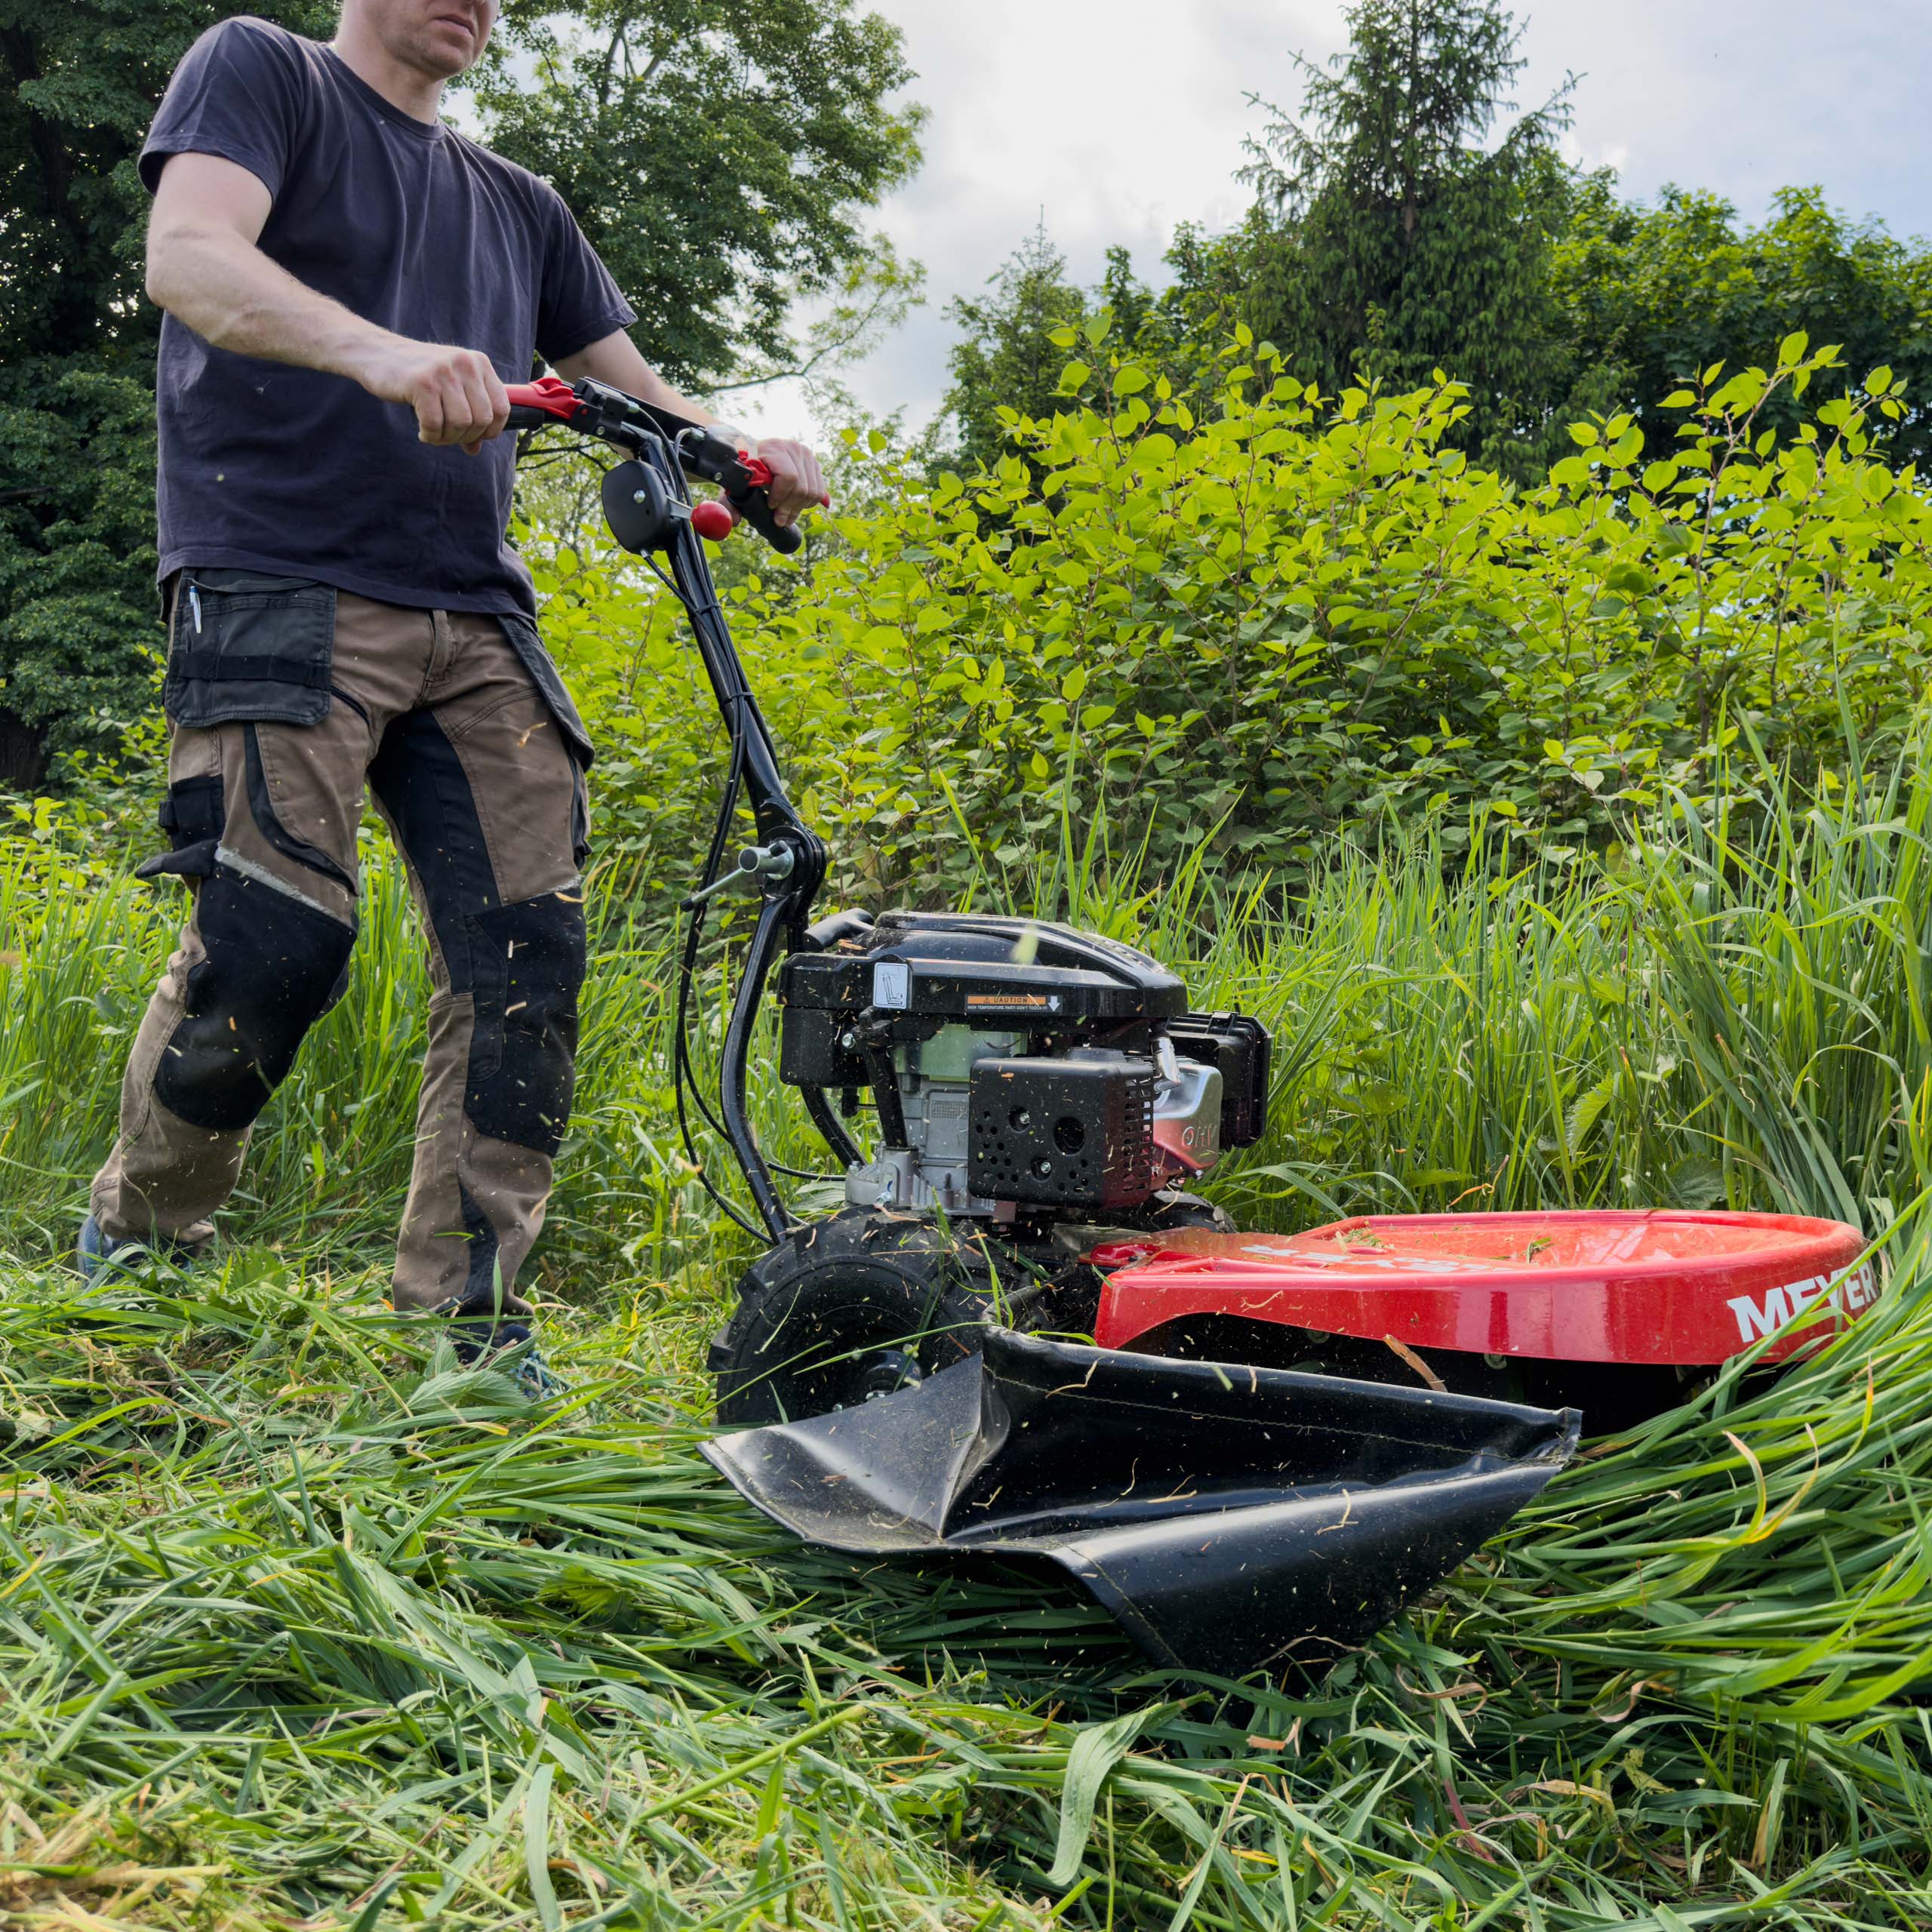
532, 323, 1932, 909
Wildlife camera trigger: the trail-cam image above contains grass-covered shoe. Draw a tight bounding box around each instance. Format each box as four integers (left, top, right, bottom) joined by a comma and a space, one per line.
75, 1214, 202, 1281
445, 1312, 568, 1401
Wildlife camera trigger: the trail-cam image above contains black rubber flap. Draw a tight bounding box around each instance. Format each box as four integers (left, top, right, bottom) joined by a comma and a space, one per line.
702, 1329, 1580, 1678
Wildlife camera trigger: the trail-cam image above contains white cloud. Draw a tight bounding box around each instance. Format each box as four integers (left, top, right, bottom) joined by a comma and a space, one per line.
1518, 0, 1930, 233
729, 0, 1346, 435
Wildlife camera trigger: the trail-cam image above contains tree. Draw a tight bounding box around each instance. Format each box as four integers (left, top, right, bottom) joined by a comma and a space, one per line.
0, 0, 335, 784
0, 0, 920, 783
1228, 0, 1577, 478
1550, 180, 1932, 465
940, 221, 1088, 476
474, 0, 921, 389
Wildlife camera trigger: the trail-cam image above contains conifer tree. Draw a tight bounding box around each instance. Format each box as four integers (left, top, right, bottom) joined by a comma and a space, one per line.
940, 221, 1088, 476
1235, 0, 1577, 477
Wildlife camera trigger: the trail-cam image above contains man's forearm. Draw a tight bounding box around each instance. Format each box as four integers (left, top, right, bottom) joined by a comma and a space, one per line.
639, 371, 746, 443
146, 195, 511, 451
146, 221, 402, 386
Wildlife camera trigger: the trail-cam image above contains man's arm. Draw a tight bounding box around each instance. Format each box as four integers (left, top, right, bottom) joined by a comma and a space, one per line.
555, 331, 826, 529
146, 151, 511, 454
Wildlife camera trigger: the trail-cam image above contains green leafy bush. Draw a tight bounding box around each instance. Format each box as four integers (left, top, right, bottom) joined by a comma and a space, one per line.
534, 322, 1932, 907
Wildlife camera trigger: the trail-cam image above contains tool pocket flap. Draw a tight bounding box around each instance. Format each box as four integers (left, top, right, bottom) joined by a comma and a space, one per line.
164, 571, 337, 728
134, 773, 226, 882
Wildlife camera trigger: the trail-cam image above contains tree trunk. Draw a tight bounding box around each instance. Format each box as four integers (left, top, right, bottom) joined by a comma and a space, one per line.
0, 709, 48, 790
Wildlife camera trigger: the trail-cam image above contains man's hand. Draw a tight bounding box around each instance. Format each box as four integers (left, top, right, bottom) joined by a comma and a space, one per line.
358, 340, 511, 454
746, 438, 829, 530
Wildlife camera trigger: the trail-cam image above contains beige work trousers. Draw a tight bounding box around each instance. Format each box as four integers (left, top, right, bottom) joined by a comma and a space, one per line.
91, 581, 588, 1315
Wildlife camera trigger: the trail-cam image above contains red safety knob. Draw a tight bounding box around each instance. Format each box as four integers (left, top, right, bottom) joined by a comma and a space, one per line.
691, 498, 735, 542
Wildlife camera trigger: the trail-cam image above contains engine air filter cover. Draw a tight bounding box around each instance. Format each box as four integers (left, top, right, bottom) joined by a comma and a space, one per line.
1170, 1011, 1272, 1148
969, 1055, 1156, 1208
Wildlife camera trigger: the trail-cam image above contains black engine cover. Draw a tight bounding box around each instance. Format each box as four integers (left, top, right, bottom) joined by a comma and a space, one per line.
968, 1056, 1156, 1208
780, 909, 1188, 1027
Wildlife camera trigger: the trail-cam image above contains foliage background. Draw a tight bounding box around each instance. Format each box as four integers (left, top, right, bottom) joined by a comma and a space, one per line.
534, 325, 1931, 912
11, 0, 1932, 791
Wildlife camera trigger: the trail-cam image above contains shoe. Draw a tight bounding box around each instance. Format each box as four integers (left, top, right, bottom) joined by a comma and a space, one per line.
76, 1214, 199, 1281
446, 1314, 568, 1400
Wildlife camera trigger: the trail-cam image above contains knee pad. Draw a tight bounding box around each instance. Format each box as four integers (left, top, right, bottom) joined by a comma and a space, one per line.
463, 891, 586, 1155
155, 864, 357, 1132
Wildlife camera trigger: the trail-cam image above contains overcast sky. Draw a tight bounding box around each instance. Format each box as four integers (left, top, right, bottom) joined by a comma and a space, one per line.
731, 0, 1932, 440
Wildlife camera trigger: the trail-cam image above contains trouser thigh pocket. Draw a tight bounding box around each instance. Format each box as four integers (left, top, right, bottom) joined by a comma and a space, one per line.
497, 613, 595, 768
164, 570, 337, 728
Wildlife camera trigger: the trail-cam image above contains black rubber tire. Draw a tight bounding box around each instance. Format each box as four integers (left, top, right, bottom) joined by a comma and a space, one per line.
711, 1209, 998, 1425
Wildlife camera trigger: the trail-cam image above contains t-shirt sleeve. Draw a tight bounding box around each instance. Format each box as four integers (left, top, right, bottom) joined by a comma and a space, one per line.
140, 17, 307, 199
536, 191, 638, 364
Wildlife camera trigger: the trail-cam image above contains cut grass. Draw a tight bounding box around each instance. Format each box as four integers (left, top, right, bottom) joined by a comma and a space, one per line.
3, 741, 1932, 1925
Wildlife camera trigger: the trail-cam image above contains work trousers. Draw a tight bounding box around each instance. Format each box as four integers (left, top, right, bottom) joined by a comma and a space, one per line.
91, 574, 590, 1315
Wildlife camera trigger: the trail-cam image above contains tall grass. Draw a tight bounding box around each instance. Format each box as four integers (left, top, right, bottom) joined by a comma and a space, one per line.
3, 740, 1932, 1925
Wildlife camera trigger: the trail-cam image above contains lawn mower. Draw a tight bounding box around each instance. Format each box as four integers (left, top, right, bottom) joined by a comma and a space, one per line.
506, 376, 1877, 1678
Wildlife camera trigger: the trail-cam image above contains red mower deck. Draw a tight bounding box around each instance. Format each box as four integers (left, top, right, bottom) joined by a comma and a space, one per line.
1090, 1210, 1876, 1367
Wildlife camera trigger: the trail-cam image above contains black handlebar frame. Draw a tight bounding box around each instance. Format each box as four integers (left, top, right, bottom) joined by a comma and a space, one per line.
506, 377, 802, 553
509, 374, 827, 1237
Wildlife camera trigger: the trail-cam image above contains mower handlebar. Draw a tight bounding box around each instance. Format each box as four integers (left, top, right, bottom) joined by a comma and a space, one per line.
503, 377, 817, 555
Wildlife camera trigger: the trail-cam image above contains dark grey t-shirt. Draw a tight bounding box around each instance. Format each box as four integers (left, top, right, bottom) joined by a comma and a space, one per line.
140, 16, 636, 615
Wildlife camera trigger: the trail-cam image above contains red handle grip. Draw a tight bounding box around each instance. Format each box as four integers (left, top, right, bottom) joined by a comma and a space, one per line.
504, 376, 584, 423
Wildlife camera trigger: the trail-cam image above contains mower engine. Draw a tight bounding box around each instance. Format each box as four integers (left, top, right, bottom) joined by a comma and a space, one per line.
777, 909, 1269, 1219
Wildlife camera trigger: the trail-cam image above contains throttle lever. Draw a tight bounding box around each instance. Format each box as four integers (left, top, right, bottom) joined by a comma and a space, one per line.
681, 840, 797, 909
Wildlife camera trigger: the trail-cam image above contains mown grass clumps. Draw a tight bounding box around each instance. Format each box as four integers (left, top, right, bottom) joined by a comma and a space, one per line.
3, 743, 1932, 1925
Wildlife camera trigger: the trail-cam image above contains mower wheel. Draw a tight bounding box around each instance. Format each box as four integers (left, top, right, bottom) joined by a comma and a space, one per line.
711, 1210, 998, 1426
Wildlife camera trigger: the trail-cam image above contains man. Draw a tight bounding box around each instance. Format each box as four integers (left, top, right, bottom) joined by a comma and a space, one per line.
82, 0, 825, 1383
